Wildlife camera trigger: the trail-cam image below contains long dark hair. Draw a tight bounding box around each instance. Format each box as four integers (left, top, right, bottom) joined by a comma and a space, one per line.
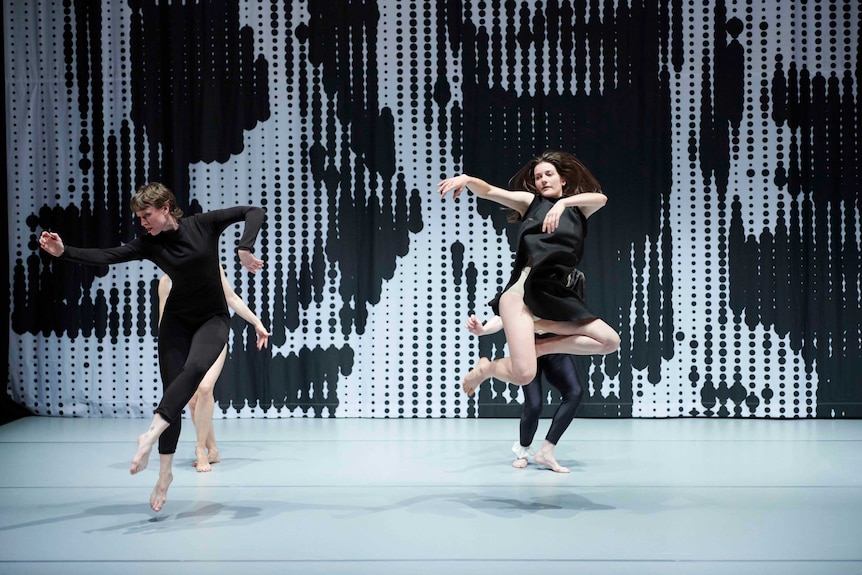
509, 150, 602, 197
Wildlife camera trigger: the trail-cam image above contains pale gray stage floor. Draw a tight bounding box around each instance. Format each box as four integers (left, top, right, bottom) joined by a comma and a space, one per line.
1, 417, 861, 575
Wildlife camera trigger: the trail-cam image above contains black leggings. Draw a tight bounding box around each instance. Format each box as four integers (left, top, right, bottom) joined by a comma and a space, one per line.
520, 354, 584, 447
156, 314, 230, 454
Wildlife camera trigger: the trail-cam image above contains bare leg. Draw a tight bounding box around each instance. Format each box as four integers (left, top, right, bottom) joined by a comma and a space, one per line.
192, 389, 219, 471
532, 318, 621, 356
131, 414, 170, 475
462, 357, 490, 396
463, 291, 540, 396
187, 393, 197, 421
150, 453, 174, 512
534, 439, 570, 473
191, 346, 226, 472
468, 318, 620, 392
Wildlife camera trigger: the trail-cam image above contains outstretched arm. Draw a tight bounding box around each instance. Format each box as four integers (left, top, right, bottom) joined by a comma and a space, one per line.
438, 174, 534, 217
466, 313, 550, 336
220, 267, 270, 350
465, 314, 504, 336
39, 230, 143, 265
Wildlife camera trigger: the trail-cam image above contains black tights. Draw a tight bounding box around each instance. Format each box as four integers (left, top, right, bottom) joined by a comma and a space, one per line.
520, 354, 584, 447
156, 314, 230, 455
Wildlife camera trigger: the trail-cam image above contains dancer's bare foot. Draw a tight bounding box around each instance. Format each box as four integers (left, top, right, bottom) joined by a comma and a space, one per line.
150, 471, 173, 512
462, 357, 491, 397
193, 447, 212, 472
535, 450, 570, 473
192, 447, 221, 470
130, 434, 154, 475
512, 457, 528, 468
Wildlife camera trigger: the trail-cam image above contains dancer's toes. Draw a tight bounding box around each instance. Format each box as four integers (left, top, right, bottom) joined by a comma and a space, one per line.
512, 458, 528, 469
193, 447, 212, 472
535, 451, 570, 473
150, 472, 173, 512
130, 434, 154, 475
462, 357, 491, 397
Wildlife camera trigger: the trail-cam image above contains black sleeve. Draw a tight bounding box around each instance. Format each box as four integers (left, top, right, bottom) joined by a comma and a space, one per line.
61, 241, 145, 266
200, 206, 265, 253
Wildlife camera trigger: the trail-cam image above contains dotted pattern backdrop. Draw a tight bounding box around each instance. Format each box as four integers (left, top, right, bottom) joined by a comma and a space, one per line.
5, 0, 860, 419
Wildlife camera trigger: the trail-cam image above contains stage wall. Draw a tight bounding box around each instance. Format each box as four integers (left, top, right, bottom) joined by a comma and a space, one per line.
4, 0, 860, 418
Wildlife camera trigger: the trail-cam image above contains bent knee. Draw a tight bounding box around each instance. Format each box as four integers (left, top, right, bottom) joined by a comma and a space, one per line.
522, 403, 542, 420
196, 379, 216, 395
511, 366, 537, 387
600, 331, 621, 354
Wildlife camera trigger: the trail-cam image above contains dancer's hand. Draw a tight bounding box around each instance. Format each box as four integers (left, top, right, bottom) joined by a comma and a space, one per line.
465, 314, 502, 336
39, 231, 65, 257
254, 324, 271, 350
465, 314, 485, 335
238, 249, 264, 274
542, 202, 567, 233
437, 174, 471, 200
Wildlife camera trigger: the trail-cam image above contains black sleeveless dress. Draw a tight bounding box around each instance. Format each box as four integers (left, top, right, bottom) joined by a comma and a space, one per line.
490, 194, 596, 322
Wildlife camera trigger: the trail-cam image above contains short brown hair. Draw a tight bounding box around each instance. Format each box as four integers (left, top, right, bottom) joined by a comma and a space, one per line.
130, 182, 183, 219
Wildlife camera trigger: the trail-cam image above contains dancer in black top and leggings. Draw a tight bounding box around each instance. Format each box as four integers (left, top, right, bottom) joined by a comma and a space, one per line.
40, 182, 264, 511
466, 315, 583, 473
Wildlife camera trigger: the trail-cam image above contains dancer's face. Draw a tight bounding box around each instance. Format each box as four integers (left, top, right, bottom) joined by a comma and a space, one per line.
533, 161, 566, 198
136, 204, 175, 236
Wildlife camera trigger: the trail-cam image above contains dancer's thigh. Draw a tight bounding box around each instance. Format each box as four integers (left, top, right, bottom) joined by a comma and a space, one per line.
534, 317, 618, 342
499, 291, 539, 383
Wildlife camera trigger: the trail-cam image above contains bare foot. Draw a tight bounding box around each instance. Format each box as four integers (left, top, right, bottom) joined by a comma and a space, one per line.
150, 472, 173, 512
512, 457, 528, 469
535, 451, 570, 473
462, 357, 491, 397
193, 447, 212, 472
192, 447, 221, 470
130, 434, 154, 475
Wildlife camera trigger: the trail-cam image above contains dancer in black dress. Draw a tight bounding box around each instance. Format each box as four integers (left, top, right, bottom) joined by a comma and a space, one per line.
439, 150, 619, 464
40, 182, 264, 510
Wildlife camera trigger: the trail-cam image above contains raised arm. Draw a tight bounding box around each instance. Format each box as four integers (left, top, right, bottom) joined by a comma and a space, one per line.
202, 206, 266, 274
542, 192, 608, 233
556, 192, 607, 218
438, 174, 535, 218
219, 267, 270, 350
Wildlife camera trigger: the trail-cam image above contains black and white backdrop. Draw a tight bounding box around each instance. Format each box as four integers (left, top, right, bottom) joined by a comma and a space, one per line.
4, 0, 860, 419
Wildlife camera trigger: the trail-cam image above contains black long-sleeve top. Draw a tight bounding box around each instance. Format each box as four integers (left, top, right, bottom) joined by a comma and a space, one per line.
61, 206, 265, 324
